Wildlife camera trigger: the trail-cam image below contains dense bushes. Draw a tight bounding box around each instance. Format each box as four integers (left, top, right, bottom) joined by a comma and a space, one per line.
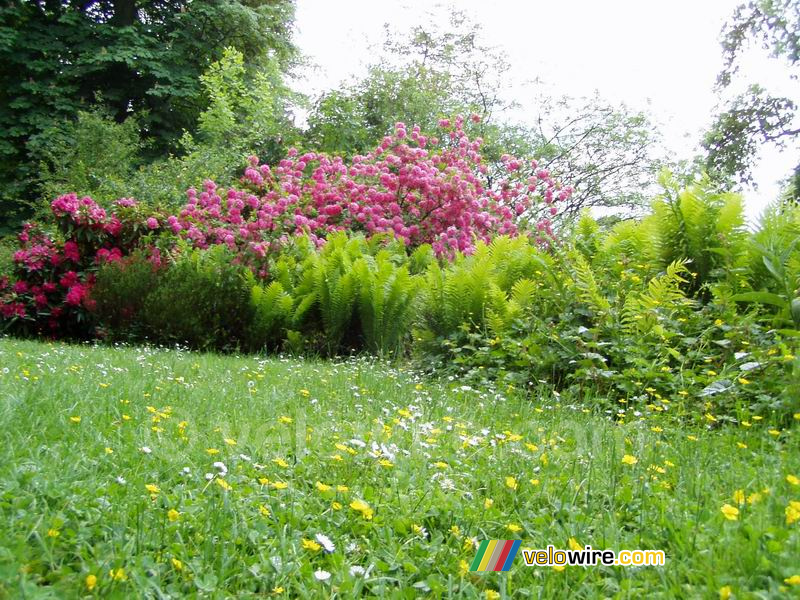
0, 116, 563, 338
93, 246, 253, 350
1, 110, 798, 424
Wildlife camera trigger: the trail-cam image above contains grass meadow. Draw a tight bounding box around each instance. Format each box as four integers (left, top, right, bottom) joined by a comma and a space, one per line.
0, 337, 799, 598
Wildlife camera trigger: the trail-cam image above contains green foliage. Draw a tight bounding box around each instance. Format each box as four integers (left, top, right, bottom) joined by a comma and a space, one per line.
32, 48, 299, 211
651, 172, 748, 297
33, 110, 143, 212
141, 245, 253, 350
0, 0, 297, 229
92, 245, 253, 350
249, 234, 425, 356
91, 252, 160, 339
413, 205, 798, 423
704, 0, 799, 186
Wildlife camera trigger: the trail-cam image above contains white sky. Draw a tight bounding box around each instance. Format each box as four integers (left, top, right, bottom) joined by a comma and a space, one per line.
292, 0, 798, 222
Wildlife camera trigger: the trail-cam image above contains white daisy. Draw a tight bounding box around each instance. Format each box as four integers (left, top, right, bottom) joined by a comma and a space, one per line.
313, 570, 331, 582
315, 533, 335, 553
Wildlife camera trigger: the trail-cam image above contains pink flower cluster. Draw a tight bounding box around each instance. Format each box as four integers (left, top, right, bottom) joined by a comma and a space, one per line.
160, 117, 567, 261
0, 197, 153, 333
0, 224, 89, 328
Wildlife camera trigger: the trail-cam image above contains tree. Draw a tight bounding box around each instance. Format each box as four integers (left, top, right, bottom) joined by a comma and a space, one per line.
527, 93, 668, 224
304, 13, 667, 225
305, 11, 511, 157
0, 0, 297, 233
702, 0, 800, 187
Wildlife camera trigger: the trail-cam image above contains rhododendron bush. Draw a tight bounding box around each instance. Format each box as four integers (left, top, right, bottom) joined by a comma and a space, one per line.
0, 116, 569, 336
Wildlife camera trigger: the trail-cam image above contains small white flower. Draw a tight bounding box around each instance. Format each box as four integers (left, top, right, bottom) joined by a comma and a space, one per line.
238, 454, 251, 462
205, 472, 214, 480
140, 446, 152, 454
315, 533, 335, 553
314, 570, 331, 582
116, 476, 126, 485
213, 461, 228, 474
181, 467, 191, 475
349, 565, 366, 577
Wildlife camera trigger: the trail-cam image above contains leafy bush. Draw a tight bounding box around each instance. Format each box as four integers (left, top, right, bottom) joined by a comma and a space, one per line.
248, 233, 424, 356
90, 252, 160, 340
138, 245, 253, 350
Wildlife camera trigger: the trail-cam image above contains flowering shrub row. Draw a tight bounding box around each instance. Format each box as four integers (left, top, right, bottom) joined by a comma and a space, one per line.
0, 117, 568, 335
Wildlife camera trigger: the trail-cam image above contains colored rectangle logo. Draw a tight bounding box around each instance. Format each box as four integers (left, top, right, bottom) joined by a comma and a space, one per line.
470, 540, 521, 572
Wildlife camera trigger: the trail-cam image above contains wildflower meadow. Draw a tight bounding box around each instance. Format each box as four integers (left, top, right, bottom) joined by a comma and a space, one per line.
0, 339, 798, 598
2, 0, 800, 597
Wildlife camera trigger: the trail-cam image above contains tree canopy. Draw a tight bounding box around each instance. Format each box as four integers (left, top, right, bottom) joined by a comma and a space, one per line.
0, 0, 297, 232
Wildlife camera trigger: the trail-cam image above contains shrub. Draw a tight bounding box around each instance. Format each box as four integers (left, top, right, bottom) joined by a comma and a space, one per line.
248, 233, 425, 355
90, 252, 160, 340
138, 245, 253, 351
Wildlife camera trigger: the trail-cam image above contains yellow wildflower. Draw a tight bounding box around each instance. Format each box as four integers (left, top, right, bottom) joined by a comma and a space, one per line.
215, 478, 232, 491
746, 492, 762, 505
350, 499, 373, 520
505, 476, 518, 490
167, 509, 180, 522
720, 504, 739, 521
787, 475, 800, 486
622, 454, 638, 465
302, 538, 321, 552
145, 484, 160, 495
786, 501, 800, 525
315, 481, 331, 492
171, 558, 183, 571
85, 574, 97, 591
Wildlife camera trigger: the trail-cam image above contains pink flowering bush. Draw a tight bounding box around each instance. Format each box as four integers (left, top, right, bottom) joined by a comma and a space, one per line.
0, 197, 156, 335
1, 116, 569, 337
159, 116, 568, 276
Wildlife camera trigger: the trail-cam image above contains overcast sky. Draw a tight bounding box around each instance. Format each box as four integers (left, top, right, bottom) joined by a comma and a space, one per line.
293, 0, 798, 222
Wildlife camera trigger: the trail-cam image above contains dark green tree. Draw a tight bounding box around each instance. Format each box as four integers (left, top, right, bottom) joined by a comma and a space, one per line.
0, 0, 296, 232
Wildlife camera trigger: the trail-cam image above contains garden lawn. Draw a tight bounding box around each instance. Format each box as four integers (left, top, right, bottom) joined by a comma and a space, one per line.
0, 338, 799, 599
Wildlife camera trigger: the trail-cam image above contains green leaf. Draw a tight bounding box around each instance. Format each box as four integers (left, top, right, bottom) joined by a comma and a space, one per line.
729, 291, 787, 307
